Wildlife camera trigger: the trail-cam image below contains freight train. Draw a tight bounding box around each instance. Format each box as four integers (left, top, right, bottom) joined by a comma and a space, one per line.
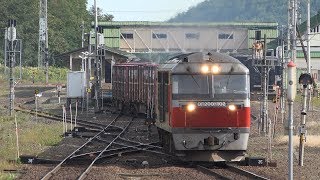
112, 52, 250, 162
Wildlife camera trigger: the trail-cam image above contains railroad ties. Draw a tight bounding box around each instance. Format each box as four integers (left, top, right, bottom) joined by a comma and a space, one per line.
16, 104, 270, 179
197, 164, 269, 180
38, 113, 167, 180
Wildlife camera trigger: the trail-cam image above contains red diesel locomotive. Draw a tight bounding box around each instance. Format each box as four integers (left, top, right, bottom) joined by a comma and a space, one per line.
112, 52, 250, 161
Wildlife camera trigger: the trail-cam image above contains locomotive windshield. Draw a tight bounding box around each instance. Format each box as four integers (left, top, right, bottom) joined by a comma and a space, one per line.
172, 75, 209, 95
172, 74, 249, 99
212, 75, 248, 95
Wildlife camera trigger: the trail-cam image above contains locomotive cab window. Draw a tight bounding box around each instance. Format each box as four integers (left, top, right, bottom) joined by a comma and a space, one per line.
172, 75, 210, 95
172, 74, 249, 100
212, 75, 248, 95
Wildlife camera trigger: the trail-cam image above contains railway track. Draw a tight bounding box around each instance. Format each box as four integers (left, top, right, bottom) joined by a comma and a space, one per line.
197, 163, 269, 180
16, 101, 268, 179
40, 114, 133, 180
15, 104, 168, 157
14, 106, 106, 131
34, 110, 167, 180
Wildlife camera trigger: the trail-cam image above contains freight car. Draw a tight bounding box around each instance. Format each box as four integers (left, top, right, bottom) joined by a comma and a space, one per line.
112, 52, 250, 162
112, 62, 158, 120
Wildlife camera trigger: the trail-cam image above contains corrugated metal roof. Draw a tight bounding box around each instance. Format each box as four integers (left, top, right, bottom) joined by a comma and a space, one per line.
297, 51, 320, 58
299, 12, 320, 33
98, 21, 278, 28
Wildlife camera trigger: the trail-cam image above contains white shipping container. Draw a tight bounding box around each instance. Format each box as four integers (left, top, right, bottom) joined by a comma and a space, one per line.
67, 71, 86, 98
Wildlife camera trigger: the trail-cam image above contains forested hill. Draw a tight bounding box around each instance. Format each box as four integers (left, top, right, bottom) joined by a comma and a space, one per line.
169, 0, 320, 24
0, 0, 112, 66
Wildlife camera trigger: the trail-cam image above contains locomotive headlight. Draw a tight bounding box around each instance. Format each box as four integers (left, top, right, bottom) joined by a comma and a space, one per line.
187, 103, 196, 112
211, 65, 221, 74
228, 104, 237, 111
201, 65, 209, 74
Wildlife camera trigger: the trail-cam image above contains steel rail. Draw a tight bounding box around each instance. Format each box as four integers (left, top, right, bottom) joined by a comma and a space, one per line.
16, 105, 108, 127
197, 165, 231, 180
117, 137, 162, 149
14, 106, 108, 130
96, 136, 163, 150
77, 117, 134, 180
197, 164, 270, 180
40, 113, 122, 180
98, 148, 172, 160
70, 142, 159, 159
226, 164, 270, 180
96, 140, 167, 157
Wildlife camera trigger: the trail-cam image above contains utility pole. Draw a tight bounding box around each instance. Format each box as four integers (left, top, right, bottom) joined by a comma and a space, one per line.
94, 0, 101, 112
19, 40, 22, 80
4, 28, 8, 75
7, 20, 17, 116
38, 0, 49, 83
287, 61, 296, 180
298, 0, 311, 167
287, 0, 298, 179
291, 0, 297, 64
307, 0, 312, 111
280, 26, 286, 123
81, 21, 85, 48
261, 34, 269, 134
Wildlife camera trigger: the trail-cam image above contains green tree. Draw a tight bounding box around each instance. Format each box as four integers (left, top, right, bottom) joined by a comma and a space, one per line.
88, 5, 114, 22
0, 0, 104, 66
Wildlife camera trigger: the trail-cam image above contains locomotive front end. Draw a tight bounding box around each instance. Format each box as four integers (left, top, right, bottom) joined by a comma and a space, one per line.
157, 52, 250, 161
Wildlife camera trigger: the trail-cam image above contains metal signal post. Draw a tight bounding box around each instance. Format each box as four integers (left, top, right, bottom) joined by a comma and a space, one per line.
252, 34, 275, 135
287, 0, 298, 179
307, 0, 312, 112
94, 0, 102, 112
287, 61, 296, 180
7, 20, 17, 116
38, 0, 49, 84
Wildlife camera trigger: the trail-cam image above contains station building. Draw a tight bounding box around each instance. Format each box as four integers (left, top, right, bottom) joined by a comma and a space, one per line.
98, 21, 278, 54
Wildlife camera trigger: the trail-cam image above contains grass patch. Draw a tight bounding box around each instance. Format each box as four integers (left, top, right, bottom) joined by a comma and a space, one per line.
0, 74, 8, 97
0, 65, 68, 84
0, 65, 66, 176
0, 112, 63, 172
0, 173, 16, 180
295, 93, 320, 108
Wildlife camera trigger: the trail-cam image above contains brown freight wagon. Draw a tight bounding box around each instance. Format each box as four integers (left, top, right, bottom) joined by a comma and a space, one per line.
112, 62, 158, 119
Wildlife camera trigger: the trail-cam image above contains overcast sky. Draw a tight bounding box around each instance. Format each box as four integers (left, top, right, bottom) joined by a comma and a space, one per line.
87, 0, 205, 21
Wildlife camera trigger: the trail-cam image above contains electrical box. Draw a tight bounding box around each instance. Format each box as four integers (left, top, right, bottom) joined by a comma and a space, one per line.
67, 71, 86, 98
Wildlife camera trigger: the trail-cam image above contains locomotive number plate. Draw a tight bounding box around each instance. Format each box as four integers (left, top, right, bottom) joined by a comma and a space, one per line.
197, 102, 226, 107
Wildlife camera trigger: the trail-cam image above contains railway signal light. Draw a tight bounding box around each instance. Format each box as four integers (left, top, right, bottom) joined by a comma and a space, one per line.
299, 73, 313, 87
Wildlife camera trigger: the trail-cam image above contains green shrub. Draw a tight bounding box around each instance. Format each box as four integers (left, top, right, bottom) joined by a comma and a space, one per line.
0, 65, 68, 84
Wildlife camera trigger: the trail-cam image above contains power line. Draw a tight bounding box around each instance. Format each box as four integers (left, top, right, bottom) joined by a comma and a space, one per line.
105, 10, 178, 13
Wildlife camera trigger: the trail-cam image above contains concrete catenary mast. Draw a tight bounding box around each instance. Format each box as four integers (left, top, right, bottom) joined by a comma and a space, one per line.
38, 0, 49, 83
287, 0, 298, 179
